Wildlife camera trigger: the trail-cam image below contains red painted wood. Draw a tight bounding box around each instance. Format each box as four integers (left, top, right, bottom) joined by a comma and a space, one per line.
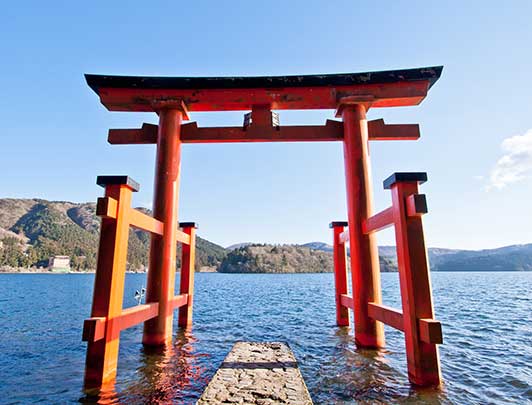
108, 123, 158, 144
367, 119, 420, 141
391, 180, 441, 386
179, 120, 343, 143
419, 319, 443, 345
107, 119, 420, 145
84, 184, 132, 389
340, 294, 354, 309
129, 209, 164, 235
170, 294, 188, 310
368, 302, 404, 332
175, 229, 191, 245
143, 108, 183, 346
342, 104, 385, 349
109, 303, 159, 338
83, 303, 160, 344
178, 226, 196, 327
406, 194, 428, 217
82, 317, 106, 342
96, 197, 118, 218
94, 80, 430, 112
332, 225, 349, 326
363, 206, 394, 234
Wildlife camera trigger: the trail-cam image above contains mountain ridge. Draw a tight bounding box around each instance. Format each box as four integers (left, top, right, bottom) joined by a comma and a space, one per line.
1, 198, 530, 273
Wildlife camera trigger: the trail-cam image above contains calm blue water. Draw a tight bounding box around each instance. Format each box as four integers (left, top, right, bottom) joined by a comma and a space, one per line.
0, 272, 530, 404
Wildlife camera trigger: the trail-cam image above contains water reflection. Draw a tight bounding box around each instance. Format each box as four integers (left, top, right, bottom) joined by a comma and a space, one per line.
79, 381, 120, 404
311, 326, 449, 404
79, 328, 209, 404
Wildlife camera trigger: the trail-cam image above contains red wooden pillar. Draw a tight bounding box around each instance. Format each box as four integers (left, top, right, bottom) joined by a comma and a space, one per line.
330, 221, 350, 326
178, 222, 197, 327
143, 108, 183, 346
341, 103, 385, 348
387, 172, 441, 386
84, 176, 138, 389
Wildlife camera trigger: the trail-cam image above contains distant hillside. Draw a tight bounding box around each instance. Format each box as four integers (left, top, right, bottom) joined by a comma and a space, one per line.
0, 198, 226, 272
218, 243, 396, 273
226, 242, 254, 250
219, 244, 331, 273
428, 244, 532, 271
301, 242, 332, 252
302, 241, 532, 272
2, 198, 530, 273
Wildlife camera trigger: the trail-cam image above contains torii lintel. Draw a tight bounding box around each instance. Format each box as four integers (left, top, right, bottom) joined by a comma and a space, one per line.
85, 66, 442, 112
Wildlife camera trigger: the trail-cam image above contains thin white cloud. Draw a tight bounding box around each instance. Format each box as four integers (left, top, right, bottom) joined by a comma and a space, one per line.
487, 129, 532, 190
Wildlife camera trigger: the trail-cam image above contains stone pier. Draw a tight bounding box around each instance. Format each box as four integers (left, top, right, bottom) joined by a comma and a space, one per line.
198, 342, 313, 404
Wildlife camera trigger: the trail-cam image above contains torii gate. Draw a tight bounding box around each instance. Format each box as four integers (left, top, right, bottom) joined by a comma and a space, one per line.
82, 66, 444, 391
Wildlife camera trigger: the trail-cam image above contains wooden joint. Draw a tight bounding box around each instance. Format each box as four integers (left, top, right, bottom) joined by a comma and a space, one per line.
150, 98, 189, 120
176, 229, 192, 245
106, 303, 160, 340
82, 317, 106, 342
340, 294, 354, 309
243, 104, 279, 129
96, 197, 118, 219
335, 96, 375, 117
419, 318, 443, 344
170, 294, 188, 309
406, 194, 428, 217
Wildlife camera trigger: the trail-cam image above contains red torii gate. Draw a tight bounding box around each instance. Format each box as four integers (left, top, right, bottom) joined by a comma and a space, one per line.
82, 66, 443, 390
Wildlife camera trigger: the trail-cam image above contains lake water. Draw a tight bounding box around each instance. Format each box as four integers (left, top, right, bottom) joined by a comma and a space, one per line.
0, 272, 530, 404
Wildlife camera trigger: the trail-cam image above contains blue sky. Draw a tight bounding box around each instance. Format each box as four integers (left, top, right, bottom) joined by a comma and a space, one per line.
1, 1, 531, 249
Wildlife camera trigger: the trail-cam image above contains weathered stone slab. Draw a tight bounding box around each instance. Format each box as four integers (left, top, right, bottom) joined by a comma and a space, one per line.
197, 342, 313, 405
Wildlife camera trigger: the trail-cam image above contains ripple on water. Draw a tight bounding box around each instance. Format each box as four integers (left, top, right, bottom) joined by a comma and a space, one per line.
0, 272, 531, 404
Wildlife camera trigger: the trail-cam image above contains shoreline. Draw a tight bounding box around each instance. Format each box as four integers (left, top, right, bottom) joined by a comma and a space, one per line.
1, 269, 530, 275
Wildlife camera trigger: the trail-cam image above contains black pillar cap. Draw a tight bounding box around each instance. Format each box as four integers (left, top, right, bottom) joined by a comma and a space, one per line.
383, 172, 427, 190
329, 221, 348, 228
96, 175, 140, 192
179, 222, 198, 229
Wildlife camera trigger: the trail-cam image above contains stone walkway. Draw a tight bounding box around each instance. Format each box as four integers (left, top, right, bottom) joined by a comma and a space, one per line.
197, 342, 313, 404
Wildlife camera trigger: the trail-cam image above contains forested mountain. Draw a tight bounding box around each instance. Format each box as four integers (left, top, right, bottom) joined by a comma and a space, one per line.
1, 198, 530, 273
220, 244, 396, 273
0, 198, 226, 272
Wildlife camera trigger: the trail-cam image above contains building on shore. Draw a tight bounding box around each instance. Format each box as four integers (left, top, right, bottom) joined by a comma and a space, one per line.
48, 255, 70, 272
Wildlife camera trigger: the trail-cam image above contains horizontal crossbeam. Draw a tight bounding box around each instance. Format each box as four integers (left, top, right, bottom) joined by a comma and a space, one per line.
107, 119, 420, 145
108, 123, 158, 144
82, 294, 189, 343
368, 302, 404, 332
367, 119, 420, 141
340, 294, 354, 309
86, 67, 443, 112
96, 197, 191, 243
367, 302, 443, 344
362, 206, 394, 234
180, 120, 343, 143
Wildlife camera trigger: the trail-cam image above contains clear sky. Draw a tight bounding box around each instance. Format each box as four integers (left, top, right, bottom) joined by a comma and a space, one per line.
1, 1, 531, 249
